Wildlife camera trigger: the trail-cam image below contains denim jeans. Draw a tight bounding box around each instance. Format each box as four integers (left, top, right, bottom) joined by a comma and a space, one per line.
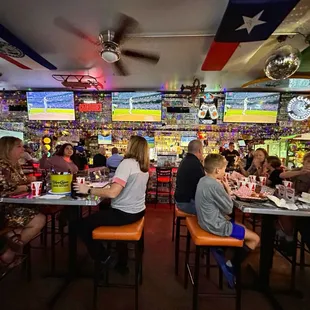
176, 199, 196, 215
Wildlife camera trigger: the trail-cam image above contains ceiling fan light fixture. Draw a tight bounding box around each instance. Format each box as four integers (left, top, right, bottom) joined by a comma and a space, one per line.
100, 49, 120, 63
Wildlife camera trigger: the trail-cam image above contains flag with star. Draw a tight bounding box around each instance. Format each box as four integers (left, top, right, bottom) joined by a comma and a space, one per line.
202, 0, 300, 71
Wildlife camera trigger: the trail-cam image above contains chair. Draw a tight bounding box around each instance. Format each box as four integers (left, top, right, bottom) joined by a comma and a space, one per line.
184, 217, 243, 310
155, 167, 173, 208
172, 206, 195, 275
92, 217, 145, 310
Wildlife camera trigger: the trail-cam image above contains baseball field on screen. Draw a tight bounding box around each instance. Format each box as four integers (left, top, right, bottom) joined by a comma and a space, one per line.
223, 109, 277, 123
112, 109, 161, 122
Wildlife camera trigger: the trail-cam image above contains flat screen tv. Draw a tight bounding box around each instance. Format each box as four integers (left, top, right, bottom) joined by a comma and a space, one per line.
180, 136, 197, 147
223, 92, 280, 123
27, 91, 75, 121
98, 133, 112, 145
112, 92, 162, 122
238, 140, 246, 147
0, 129, 24, 140
144, 136, 155, 148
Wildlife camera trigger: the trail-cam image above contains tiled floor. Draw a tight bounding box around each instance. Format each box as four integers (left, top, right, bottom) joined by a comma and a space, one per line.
1, 206, 310, 310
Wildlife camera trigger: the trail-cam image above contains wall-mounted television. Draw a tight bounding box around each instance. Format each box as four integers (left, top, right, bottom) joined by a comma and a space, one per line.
0, 129, 24, 140
26, 91, 75, 121
238, 140, 246, 147
144, 136, 155, 148
112, 92, 162, 122
223, 92, 280, 123
98, 133, 112, 145
180, 136, 197, 147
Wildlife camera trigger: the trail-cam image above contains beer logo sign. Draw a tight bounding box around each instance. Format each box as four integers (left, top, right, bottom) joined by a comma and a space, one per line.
287, 96, 310, 121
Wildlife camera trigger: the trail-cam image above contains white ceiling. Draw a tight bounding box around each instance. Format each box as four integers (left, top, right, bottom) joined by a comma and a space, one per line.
0, 0, 310, 90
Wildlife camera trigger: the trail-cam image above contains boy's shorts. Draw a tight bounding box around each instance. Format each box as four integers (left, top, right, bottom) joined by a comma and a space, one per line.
230, 220, 245, 240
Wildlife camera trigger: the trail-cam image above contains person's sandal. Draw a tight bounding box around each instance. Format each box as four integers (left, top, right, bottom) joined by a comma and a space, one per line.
0, 253, 24, 277
7, 231, 24, 253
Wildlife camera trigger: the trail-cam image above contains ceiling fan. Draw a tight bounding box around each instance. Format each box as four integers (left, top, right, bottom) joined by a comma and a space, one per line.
54, 14, 160, 76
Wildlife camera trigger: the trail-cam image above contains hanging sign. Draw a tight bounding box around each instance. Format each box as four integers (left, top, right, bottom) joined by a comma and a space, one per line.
79, 103, 102, 112
287, 96, 310, 121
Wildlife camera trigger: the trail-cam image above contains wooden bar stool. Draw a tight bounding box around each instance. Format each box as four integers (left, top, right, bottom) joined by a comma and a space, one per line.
92, 217, 145, 310
173, 206, 195, 275
184, 217, 244, 310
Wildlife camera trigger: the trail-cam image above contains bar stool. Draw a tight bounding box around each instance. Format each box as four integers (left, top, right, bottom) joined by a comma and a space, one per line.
92, 217, 145, 310
173, 206, 195, 275
155, 167, 173, 208
184, 217, 243, 310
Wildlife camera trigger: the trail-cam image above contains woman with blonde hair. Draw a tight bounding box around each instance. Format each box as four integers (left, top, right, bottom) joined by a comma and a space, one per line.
0, 136, 46, 268
74, 135, 149, 274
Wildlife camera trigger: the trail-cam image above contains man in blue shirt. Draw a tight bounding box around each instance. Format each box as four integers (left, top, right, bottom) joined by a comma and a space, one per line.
107, 147, 123, 175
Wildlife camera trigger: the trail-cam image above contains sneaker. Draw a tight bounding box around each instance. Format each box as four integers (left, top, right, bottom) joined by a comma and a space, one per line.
211, 248, 235, 289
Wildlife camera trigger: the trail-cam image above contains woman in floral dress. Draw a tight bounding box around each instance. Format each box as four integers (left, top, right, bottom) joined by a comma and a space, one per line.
0, 136, 46, 268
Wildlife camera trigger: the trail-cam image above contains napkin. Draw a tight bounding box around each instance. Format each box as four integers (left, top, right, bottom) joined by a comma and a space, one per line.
38, 195, 66, 199
267, 195, 298, 210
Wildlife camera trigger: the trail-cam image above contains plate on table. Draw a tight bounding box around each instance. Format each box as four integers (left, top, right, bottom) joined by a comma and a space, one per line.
48, 190, 71, 195
298, 197, 310, 204
235, 194, 268, 202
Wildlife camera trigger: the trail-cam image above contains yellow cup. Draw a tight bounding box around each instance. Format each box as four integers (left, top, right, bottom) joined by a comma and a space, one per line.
50, 174, 73, 193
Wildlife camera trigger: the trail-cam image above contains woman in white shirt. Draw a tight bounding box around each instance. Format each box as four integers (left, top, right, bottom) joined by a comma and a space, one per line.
74, 136, 149, 274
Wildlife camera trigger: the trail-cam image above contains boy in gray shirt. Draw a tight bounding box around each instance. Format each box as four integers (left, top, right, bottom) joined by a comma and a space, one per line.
195, 154, 260, 288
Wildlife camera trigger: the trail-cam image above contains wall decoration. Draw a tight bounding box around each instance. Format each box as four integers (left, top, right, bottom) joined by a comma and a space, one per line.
287, 95, 310, 121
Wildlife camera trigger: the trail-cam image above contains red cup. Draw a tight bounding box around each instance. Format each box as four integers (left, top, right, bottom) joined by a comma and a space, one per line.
283, 181, 293, 188
31, 181, 42, 196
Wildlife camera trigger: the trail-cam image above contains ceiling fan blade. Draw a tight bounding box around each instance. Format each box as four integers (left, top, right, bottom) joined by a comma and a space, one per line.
122, 49, 160, 64
54, 17, 99, 46
113, 60, 129, 76
113, 14, 138, 44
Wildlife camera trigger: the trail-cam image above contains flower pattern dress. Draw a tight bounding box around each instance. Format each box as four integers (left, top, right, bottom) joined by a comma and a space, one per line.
0, 159, 39, 227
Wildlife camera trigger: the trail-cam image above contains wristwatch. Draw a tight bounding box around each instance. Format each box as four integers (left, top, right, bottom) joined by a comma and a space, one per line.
87, 187, 92, 195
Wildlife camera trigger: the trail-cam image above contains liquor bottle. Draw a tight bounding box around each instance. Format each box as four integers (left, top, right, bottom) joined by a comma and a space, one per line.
71, 172, 77, 198
41, 170, 47, 194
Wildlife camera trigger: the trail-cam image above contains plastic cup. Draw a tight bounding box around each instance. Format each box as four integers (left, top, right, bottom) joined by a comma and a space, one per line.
31, 181, 42, 196
259, 176, 267, 186
249, 175, 257, 183
283, 181, 293, 188
76, 177, 86, 184
247, 182, 256, 191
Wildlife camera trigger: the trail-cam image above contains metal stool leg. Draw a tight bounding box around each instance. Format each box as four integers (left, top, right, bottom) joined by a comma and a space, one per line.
172, 206, 176, 242
235, 248, 242, 310
184, 230, 191, 289
93, 254, 100, 310
135, 242, 140, 310
300, 237, 305, 270
193, 246, 201, 310
175, 217, 181, 275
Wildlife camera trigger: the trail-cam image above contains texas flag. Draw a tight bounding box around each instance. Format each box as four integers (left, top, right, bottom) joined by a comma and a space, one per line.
201, 0, 300, 71
0, 24, 57, 70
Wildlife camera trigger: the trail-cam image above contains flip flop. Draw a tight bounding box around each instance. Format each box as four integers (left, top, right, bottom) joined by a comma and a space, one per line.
7, 230, 24, 253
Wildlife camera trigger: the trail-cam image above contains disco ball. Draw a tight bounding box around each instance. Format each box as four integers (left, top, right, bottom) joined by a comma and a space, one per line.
264, 45, 301, 80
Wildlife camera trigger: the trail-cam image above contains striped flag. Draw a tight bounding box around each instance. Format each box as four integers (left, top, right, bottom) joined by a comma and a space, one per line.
201, 0, 300, 71
0, 24, 57, 70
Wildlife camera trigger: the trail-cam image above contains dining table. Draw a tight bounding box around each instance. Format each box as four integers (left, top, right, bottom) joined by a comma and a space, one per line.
233, 198, 310, 310
0, 193, 104, 308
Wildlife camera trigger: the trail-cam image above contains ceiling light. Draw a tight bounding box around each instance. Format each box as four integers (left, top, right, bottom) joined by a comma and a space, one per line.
100, 48, 120, 63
